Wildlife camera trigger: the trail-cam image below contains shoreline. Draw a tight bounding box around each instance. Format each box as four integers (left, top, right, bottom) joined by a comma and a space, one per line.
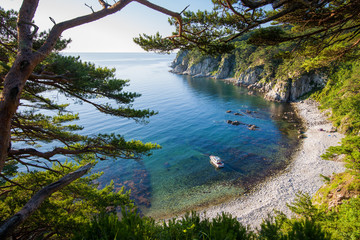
197, 99, 346, 228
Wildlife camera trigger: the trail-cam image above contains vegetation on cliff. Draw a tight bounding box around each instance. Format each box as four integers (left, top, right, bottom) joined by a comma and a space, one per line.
171, 36, 290, 78
170, 31, 328, 102
313, 60, 360, 239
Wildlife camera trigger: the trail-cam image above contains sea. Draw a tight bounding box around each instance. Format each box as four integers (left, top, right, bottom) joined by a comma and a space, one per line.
58, 52, 301, 218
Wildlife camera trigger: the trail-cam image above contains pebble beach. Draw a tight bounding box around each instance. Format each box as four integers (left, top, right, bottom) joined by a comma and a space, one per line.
200, 99, 346, 228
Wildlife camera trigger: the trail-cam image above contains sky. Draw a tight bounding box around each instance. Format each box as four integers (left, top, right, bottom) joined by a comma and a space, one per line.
2, 0, 213, 52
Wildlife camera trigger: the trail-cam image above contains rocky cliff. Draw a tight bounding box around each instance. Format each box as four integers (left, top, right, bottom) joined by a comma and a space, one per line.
170, 51, 326, 102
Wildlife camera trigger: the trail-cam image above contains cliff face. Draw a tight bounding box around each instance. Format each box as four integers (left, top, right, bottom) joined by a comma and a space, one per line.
171, 51, 220, 78
264, 73, 326, 102
170, 51, 326, 102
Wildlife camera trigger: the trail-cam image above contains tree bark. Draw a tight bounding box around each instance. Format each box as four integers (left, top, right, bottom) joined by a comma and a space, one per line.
0, 163, 92, 239
0, 55, 39, 173
0, 0, 40, 173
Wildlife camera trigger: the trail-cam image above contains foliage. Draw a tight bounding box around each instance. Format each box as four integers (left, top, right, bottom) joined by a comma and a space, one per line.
2, 1, 360, 239
74, 193, 357, 240
259, 192, 360, 240
134, 9, 238, 54
0, 158, 133, 239
323, 197, 360, 240
314, 172, 358, 206
164, 211, 251, 240
305, 59, 360, 240
314, 61, 360, 135
311, 60, 360, 180
73, 209, 158, 240
247, 27, 289, 46
74, 210, 253, 240
286, 193, 322, 221
259, 217, 331, 240
135, 1, 360, 64
175, 31, 304, 84
1, 6, 159, 239
288, 193, 360, 240
0, 7, 159, 180
323, 135, 360, 175
73, 204, 339, 240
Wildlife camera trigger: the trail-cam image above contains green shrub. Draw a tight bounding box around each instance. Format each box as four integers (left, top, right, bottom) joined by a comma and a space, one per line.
314, 61, 360, 135
73, 209, 159, 240
321, 197, 360, 240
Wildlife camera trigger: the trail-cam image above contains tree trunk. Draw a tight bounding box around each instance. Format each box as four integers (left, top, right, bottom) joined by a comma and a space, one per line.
0, 53, 38, 173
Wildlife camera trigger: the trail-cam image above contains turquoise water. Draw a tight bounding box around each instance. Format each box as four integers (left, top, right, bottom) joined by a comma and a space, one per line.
62, 52, 301, 218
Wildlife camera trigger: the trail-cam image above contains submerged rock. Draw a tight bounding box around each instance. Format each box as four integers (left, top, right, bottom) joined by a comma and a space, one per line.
248, 125, 259, 130
113, 168, 152, 209
232, 121, 241, 126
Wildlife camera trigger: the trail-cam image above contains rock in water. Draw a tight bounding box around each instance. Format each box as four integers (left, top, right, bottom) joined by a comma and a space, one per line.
232, 121, 241, 126
248, 125, 258, 130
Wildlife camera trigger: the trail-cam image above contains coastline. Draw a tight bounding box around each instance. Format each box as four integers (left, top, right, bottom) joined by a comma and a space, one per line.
198, 99, 346, 228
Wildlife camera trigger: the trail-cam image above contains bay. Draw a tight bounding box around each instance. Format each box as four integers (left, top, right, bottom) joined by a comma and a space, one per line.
61, 52, 301, 218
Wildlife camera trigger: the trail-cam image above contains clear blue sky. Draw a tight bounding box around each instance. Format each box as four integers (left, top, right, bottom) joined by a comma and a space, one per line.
2, 0, 213, 52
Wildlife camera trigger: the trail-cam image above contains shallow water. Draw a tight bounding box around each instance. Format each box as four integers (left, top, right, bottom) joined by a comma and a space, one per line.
60, 52, 301, 218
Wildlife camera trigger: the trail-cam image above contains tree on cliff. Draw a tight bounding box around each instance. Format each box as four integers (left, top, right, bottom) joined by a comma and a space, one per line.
135, 0, 360, 66
0, 0, 184, 238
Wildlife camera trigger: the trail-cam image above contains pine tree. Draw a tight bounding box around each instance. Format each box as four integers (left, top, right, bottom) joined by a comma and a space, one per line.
0, 1, 182, 237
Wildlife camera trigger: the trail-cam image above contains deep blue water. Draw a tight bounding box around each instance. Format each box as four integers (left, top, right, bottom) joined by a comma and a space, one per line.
58, 52, 300, 218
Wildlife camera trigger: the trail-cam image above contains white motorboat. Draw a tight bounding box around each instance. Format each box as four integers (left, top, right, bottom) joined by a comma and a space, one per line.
210, 155, 224, 168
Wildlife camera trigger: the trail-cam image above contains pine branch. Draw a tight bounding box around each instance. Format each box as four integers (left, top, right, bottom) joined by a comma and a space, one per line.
9, 147, 92, 160
0, 163, 92, 239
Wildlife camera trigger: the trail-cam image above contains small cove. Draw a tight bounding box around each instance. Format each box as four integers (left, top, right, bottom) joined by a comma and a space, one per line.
61, 52, 302, 218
